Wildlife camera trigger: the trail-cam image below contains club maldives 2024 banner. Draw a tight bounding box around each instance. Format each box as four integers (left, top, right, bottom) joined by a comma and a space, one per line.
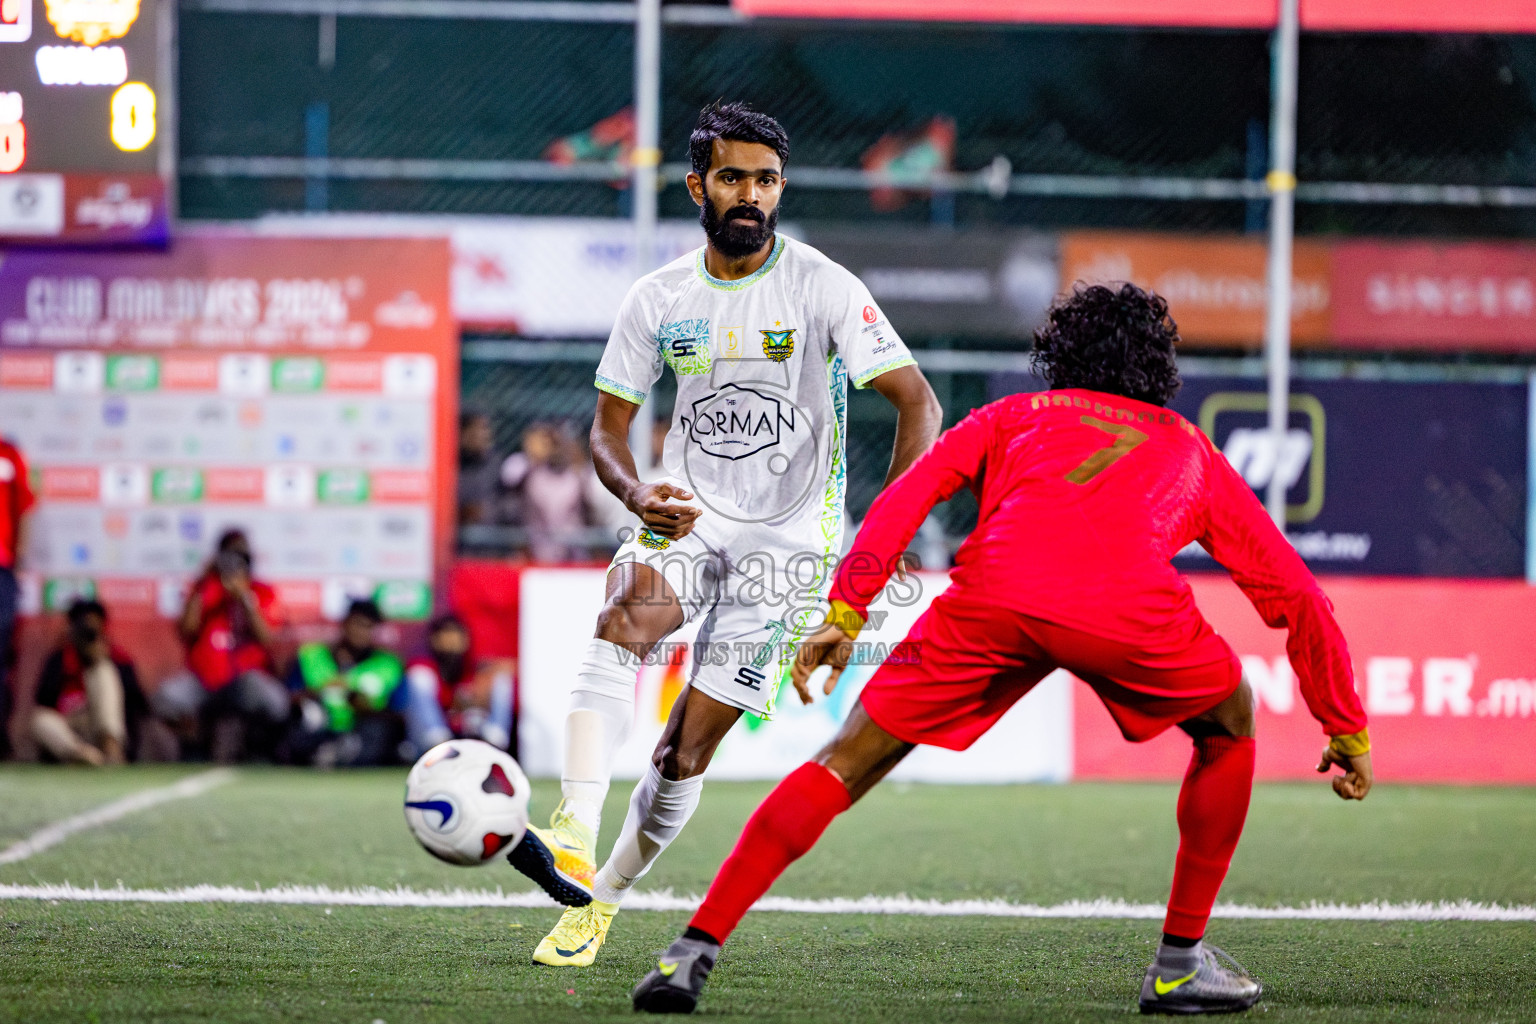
0, 233, 458, 624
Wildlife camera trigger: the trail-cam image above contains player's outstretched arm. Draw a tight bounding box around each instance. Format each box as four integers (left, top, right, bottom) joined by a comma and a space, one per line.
866, 364, 943, 487
590, 391, 701, 540
1200, 448, 1372, 788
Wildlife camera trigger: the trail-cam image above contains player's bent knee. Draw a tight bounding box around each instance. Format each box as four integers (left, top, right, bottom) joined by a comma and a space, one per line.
594, 600, 639, 640
653, 747, 705, 781
814, 745, 870, 795
1178, 679, 1257, 740
595, 600, 669, 654
596, 572, 683, 648
1227, 679, 1257, 737
1203, 680, 1256, 739
813, 708, 912, 803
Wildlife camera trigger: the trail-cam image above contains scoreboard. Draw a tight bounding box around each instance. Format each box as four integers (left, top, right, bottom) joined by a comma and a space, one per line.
0, 0, 171, 244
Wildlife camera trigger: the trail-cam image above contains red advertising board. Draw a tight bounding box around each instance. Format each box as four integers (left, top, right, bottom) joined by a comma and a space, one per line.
1331, 239, 1536, 352
732, 0, 1276, 27
733, 0, 1536, 31
1303, 0, 1536, 33
1074, 577, 1536, 784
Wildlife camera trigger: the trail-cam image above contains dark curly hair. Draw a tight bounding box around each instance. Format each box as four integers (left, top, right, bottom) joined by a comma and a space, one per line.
689, 101, 790, 178
1030, 282, 1182, 407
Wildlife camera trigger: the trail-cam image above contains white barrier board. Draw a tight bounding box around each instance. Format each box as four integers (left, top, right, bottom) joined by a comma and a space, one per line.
518, 568, 1072, 783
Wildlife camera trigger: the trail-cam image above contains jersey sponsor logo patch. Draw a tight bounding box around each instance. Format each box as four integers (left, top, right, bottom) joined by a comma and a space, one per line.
760, 328, 796, 362
862, 305, 878, 323
734, 665, 766, 690
658, 318, 713, 375
683, 383, 799, 461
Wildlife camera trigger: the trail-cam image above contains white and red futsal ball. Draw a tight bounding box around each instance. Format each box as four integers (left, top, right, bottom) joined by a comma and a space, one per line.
403, 739, 531, 866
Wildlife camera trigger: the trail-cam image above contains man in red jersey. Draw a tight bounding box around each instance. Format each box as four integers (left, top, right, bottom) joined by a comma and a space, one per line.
0, 435, 36, 761
632, 283, 1373, 1016
155, 529, 289, 760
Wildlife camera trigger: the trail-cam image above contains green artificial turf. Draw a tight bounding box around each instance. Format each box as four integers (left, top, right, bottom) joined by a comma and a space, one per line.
0, 767, 1533, 1023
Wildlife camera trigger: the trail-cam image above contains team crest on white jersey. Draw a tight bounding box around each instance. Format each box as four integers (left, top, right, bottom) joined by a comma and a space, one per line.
760, 329, 795, 362
637, 528, 670, 550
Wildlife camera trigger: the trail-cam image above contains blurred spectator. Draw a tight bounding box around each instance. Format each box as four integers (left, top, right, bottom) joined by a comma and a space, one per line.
32, 599, 151, 765
395, 613, 512, 758
0, 435, 36, 760
458, 410, 515, 528
503, 421, 597, 562
156, 529, 289, 762
286, 599, 405, 767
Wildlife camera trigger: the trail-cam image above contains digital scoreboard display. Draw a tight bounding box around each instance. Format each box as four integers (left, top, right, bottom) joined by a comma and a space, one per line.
0, 0, 171, 244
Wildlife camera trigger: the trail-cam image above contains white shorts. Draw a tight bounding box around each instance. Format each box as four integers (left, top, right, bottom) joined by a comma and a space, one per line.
608, 484, 837, 718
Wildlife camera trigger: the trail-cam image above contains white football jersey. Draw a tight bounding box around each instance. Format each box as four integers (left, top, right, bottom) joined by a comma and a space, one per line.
595, 234, 915, 554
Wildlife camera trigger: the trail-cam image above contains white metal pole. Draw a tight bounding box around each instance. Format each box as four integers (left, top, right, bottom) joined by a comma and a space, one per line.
630, 0, 661, 479
1263, 0, 1300, 527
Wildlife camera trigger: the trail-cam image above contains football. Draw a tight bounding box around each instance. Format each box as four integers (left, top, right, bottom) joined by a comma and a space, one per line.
403, 739, 531, 866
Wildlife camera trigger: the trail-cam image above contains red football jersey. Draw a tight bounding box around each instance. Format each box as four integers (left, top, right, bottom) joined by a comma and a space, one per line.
830, 388, 1367, 738
0, 439, 36, 570
184, 574, 283, 690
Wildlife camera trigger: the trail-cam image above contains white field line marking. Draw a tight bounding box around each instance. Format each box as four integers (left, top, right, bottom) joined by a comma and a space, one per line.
0, 769, 235, 866
0, 882, 1531, 922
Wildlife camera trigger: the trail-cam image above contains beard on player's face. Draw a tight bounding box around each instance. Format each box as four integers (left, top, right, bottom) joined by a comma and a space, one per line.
700, 193, 778, 259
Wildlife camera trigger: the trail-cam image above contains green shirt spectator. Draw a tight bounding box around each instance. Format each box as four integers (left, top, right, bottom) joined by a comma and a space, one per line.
295, 641, 403, 732
292, 599, 403, 732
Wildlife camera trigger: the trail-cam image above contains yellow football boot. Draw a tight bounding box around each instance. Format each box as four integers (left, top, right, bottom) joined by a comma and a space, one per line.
506, 803, 596, 906
531, 902, 618, 967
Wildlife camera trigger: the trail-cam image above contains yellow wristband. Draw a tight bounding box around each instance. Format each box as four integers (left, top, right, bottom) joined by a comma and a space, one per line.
1328, 728, 1370, 758
827, 599, 865, 640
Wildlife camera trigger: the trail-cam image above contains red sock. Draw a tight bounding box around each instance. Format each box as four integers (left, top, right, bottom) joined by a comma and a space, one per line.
688, 762, 851, 944
1163, 734, 1256, 939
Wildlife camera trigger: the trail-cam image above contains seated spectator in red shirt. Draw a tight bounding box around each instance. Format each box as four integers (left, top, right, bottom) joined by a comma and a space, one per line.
396, 614, 513, 758
32, 599, 150, 765
154, 529, 290, 762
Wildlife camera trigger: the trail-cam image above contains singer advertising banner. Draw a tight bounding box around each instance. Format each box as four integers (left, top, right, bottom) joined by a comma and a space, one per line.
1076, 576, 1536, 784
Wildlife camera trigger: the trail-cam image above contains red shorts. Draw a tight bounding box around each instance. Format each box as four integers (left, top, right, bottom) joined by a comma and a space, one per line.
859, 590, 1241, 749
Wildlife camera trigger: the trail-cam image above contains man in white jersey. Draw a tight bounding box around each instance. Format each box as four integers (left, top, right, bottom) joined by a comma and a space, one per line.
506, 101, 942, 967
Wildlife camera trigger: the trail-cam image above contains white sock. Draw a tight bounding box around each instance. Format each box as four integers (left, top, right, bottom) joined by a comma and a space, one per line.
591, 764, 704, 905
560, 638, 640, 834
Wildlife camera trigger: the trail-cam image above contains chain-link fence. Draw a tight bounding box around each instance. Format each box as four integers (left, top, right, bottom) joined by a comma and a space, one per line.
181, 3, 1536, 235
172, 2, 1536, 565
456, 340, 1529, 568
456, 341, 986, 561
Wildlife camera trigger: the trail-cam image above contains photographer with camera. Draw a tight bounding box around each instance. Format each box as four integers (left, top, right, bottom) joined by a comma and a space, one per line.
155, 529, 290, 762
32, 599, 151, 765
